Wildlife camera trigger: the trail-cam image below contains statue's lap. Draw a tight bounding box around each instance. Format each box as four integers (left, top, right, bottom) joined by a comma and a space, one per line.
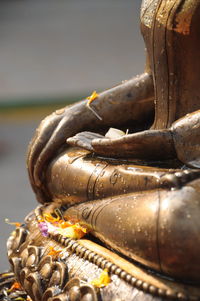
43, 147, 200, 283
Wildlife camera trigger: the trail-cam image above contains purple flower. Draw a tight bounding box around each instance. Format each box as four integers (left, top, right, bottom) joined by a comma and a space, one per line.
38, 222, 48, 237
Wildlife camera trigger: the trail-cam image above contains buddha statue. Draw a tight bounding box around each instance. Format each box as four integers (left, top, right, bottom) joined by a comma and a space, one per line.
3, 1, 200, 301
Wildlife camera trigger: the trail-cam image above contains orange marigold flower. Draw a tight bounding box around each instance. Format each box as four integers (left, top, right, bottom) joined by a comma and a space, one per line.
59, 223, 88, 239
43, 213, 60, 224
5, 218, 21, 228
86, 91, 102, 121
9, 281, 23, 292
59, 220, 74, 229
87, 90, 99, 105
47, 246, 62, 258
91, 269, 111, 288
37, 217, 44, 223
41, 209, 89, 240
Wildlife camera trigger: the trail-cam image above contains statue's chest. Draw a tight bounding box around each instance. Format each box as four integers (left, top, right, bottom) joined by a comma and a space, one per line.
141, 0, 197, 34
141, 0, 178, 31
141, 0, 200, 128
140, 0, 160, 29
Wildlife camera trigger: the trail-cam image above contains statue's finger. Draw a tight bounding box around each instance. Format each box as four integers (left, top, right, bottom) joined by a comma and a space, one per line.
67, 132, 104, 150
27, 114, 62, 187
91, 137, 126, 157
32, 108, 90, 187
67, 136, 94, 151
92, 130, 175, 160
32, 116, 72, 187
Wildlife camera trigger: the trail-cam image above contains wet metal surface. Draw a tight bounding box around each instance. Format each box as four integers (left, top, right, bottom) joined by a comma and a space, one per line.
0, 0, 143, 272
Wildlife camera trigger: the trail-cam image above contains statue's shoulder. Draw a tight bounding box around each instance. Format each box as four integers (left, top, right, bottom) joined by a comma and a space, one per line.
140, 0, 160, 28
173, 0, 200, 35
141, 0, 199, 33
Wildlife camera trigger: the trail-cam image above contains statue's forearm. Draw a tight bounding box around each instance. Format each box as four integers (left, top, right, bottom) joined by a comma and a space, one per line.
72, 72, 154, 130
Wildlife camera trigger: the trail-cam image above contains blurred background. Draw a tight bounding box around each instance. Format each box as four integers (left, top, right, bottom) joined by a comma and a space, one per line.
0, 0, 144, 271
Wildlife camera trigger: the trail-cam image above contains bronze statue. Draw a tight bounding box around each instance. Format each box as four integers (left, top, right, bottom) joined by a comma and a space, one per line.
3, 1, 200, 300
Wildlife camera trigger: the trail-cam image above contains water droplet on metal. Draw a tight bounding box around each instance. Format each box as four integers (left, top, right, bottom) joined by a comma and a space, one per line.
55, 108, 65, 115
110, 170, 118, 185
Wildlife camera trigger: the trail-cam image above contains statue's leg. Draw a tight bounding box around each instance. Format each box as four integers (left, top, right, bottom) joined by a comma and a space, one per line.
64, 178, 200, 283
44, 146, 200, 284
44, 146, 200, 205
7, 179, 200, 301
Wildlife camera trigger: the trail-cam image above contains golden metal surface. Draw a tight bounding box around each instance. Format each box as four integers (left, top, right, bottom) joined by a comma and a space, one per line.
5, 1, 200, 300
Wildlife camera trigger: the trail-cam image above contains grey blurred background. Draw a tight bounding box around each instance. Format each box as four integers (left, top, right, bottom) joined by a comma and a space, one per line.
0, 0, 144, 271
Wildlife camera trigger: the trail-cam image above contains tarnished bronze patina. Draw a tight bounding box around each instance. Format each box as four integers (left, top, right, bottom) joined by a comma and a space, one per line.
3, 0, 200, 300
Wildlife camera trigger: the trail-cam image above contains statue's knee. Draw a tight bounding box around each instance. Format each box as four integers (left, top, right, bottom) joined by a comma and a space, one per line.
65, 179, 200, 283
158, 179, 200, 282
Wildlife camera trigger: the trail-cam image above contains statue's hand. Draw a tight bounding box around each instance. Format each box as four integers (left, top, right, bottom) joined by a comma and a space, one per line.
172, 110, 200, 168
27, 101, 97, 201
67, 129, 176, 160
27, 73, 154, 202
67, 131, 105, 151
68, 109, 200, 166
